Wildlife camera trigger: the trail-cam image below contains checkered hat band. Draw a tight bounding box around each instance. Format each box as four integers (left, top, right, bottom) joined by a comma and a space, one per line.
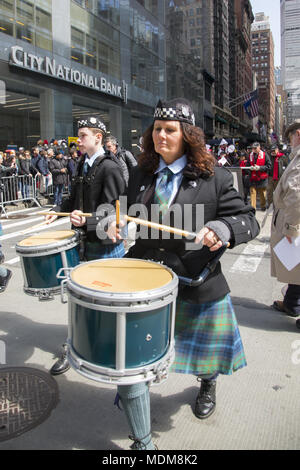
77, 119, 106, 133
154, 107, 178, 120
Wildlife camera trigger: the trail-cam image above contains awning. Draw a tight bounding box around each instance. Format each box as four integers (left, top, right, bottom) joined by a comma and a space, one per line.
215, 115, 227, 124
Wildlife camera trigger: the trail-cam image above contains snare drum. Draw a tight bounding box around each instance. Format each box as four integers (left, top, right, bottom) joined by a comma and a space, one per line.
16, 230, 80, 300
62, 258, 178, 385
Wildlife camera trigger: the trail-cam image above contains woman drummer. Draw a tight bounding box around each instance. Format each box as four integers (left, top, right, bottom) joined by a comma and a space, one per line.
108, 98, 260, 450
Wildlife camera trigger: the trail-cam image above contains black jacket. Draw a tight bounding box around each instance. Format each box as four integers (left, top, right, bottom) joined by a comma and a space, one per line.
18, 157, 33, 176
125, 165, 260, 304
268, 152, 289, 180
59, 152, 125, 244
49, 157, 68, 185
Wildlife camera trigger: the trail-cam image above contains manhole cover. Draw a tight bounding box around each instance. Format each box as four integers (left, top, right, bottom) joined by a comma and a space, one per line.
0, 366, 59, 442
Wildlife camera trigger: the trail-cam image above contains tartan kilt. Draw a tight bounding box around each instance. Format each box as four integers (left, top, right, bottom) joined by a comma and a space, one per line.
85, 241, 125, 261
170, 294, 247, 376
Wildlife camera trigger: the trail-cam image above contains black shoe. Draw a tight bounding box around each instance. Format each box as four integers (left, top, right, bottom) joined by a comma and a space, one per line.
272, 300, 299, 318
296, 319, 300, 330
194, 379, 216, 419
0, 270, 12, 293
50, 346, 70, 375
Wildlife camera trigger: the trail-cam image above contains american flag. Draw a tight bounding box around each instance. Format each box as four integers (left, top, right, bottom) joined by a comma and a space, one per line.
243, 89, 259, 119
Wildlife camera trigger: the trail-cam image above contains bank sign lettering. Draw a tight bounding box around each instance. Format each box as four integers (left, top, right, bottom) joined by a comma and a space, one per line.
9, 46, 128, 103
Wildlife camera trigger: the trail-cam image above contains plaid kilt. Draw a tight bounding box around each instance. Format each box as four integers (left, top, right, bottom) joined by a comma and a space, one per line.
85, 241, 125, 261
170, 294, 247, 376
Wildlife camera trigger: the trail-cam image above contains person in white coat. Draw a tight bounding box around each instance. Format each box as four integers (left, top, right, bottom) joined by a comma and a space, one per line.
271, 119, 300, 320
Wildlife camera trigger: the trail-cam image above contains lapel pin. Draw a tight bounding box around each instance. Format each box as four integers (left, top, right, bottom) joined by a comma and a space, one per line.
189, 181, 197, 188
140, 185, 145, 191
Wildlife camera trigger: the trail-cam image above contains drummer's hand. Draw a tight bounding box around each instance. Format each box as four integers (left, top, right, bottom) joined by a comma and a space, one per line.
70, 210, 86, 227
45, 212, 58, 224
194, 227, 223, 252
106, 219, 125, 243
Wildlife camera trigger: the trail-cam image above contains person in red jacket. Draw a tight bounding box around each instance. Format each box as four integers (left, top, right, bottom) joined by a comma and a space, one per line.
247, 142, 271, 211
267, 144, 289, 206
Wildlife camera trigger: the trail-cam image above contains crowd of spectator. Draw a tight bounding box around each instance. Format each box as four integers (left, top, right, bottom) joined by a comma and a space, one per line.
0, 136, 137, 209
0, 136, 291, 211
208, 139, 291, 209
0, 139, 79, 208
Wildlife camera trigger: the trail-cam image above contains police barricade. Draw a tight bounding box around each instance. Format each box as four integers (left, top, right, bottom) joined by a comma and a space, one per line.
34, 173, 71, 203
0, 175, 40, 215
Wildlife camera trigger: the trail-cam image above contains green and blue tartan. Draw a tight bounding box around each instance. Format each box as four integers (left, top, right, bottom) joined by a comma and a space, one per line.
170, 294, 247, 376
85, 241, 125, 261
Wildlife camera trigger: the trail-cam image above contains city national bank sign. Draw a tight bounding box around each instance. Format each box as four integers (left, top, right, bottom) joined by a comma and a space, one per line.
9, 46, 128, 103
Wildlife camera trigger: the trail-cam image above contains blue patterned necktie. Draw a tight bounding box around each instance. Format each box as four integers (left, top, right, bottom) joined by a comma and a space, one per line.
83, 160, 89, 176
154, 167, 174, 218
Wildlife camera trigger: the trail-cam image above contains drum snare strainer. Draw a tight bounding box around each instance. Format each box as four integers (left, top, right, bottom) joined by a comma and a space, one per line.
60, 258, 178, 385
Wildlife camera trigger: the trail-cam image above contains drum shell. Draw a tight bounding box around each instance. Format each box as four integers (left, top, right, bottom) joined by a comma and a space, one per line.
16, 231, 80, 291
65, 258, 178, 384
21, 248, 79, 289
69, 302, 171, 369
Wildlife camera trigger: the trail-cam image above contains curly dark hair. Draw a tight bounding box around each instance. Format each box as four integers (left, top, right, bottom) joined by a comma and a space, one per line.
138, 122, 216, 178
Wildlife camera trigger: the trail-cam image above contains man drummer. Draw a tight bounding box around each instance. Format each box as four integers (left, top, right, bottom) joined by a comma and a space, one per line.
45, 116, 126, 375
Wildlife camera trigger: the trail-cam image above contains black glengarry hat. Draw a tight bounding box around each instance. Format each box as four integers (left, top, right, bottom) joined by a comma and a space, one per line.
154, 98, 196, 126
77, 116, 107, 135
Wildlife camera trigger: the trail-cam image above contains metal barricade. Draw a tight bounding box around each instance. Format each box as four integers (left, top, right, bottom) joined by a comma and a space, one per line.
0, 175, 41, 216
0, 173, 71, 216
34, 173, 70, 204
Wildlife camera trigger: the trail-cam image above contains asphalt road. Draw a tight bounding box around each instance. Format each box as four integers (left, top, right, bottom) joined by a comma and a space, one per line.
0, 204, 299, 452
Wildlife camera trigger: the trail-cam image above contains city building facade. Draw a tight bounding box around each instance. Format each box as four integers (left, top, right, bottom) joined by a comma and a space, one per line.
228, 0, 254, 140
0, 0, 204, 152
251, 12, 275, 142
281, 0, 300, 128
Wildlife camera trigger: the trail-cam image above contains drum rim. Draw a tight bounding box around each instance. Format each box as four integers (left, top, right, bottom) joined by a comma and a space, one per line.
66, 258, 178, 301
66, 340, 175, 385
16, 231, 79, 255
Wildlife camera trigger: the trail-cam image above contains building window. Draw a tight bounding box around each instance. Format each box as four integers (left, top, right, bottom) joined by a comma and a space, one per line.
0, 0, 52, 51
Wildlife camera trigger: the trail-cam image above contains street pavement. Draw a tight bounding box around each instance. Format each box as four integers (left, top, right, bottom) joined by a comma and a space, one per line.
0, 204, 299, 452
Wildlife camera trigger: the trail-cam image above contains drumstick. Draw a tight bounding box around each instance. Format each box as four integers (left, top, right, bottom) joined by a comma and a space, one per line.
124, 215, 197, 239
116, 200, 120, 230
20, 220, 51, 234
37, 211, 92, 217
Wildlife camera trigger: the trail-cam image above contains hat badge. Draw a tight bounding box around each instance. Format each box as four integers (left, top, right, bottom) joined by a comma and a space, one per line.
90, 117, 97, 124
181, 105, 190, 118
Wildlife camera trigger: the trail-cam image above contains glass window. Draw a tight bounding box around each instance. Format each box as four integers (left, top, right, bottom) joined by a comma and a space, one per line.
71, 26, 85, 64
0, 0, 52, 51
97, 0, 120, 26
0, 0, 14, 14
0, 16, 14, 36
16, 23, 34, 43
86, 34, 97, 69
98, 39, 120, 79
35, 30, 52, 50
36, 7, 51, 31
16, 0, 34, 22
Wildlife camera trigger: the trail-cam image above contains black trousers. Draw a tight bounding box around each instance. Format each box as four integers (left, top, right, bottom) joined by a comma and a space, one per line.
284, 284, 300, 315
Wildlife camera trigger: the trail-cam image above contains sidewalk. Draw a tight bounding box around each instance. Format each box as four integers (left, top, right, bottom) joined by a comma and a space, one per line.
0, 210, 299, 451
